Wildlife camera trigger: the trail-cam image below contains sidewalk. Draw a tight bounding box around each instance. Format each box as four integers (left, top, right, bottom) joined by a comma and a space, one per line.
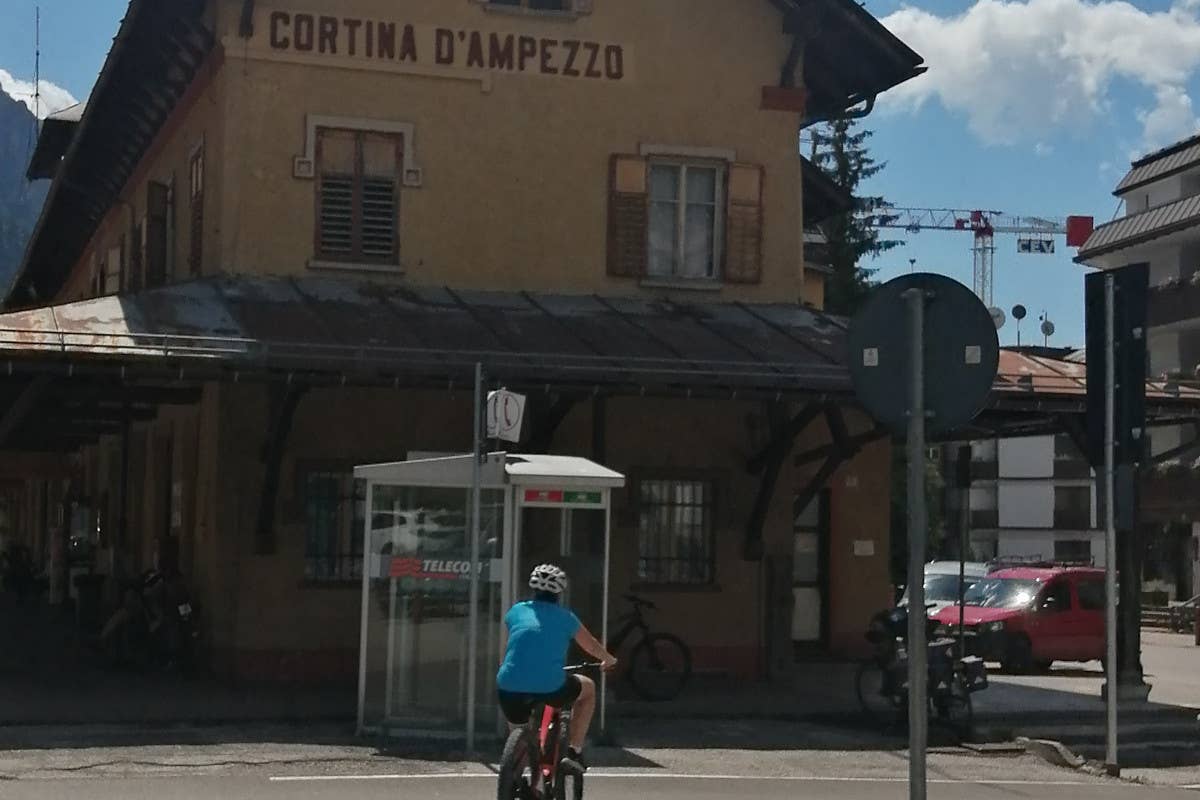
0, 595, 354, 727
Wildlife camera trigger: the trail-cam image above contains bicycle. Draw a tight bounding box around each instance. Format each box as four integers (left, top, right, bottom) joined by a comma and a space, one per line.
497, 665, 594, 800
610, 594, 692, 701
855, 606, 985, 738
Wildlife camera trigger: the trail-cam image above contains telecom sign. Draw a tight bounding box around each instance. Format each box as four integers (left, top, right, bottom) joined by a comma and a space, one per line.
523, 489, 603, 506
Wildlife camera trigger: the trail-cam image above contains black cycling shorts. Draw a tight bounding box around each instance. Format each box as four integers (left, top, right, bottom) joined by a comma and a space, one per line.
497, 675, 584, 725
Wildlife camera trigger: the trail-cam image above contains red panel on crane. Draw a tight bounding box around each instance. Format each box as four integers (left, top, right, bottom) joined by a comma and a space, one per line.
1066, 215, 1094, 248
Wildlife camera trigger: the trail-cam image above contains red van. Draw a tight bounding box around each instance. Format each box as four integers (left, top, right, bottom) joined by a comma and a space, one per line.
931, 566, 1106, 672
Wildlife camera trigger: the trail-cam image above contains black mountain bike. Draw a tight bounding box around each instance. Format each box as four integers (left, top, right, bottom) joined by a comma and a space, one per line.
610, 594, 692, 702
497, 665, 591, 800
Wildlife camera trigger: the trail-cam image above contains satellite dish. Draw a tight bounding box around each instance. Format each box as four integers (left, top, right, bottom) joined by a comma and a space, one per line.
1040, 319, 1056, 338
989, 307, 1006, 330
1012, 305, 1027, 321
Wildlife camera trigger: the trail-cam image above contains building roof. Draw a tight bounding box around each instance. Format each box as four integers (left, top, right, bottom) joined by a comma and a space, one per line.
801, 157, 853, 225
1115, 132, 1200, 197
8, 0, 214, 309
26, 103, 86, 181
0, 277, 851, 397
0, 278, 1196, 442
354, 453, 626, 490
1075, 193, 1200, 262
10, 0, 922, 310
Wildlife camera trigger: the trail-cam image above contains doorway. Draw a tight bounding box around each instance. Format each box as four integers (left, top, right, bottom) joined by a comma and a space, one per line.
792, 490, 830, 655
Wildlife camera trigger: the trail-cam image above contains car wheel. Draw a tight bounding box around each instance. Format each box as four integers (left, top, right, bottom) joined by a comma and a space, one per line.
1001, 636, 1034, 674
1033, 660, 1053, 673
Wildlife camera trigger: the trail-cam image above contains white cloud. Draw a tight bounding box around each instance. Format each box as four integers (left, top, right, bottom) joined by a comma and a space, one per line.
1034, 141, 1053, 157
880, 0, 1200, 151
0, 69, 77, 118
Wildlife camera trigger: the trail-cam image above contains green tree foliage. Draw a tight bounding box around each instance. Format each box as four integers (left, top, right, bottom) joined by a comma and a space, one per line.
809, 116, 902, 315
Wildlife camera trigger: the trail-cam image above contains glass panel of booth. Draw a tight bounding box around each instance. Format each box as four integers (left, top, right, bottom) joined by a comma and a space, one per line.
358, 483, 506, 735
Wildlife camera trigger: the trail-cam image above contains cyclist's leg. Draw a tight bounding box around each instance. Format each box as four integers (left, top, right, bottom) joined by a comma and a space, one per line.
566, 675, 594, 752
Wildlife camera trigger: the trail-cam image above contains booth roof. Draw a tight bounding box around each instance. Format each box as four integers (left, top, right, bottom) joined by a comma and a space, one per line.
354, 453, 626, 489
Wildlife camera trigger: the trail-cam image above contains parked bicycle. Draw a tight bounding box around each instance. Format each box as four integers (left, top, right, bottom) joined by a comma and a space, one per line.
610, 594, 691, 702
497, 664, 592, 800
855, 605, 987, 737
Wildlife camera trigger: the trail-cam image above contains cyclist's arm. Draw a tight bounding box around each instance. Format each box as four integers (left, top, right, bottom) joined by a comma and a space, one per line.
573, 625, 618, 670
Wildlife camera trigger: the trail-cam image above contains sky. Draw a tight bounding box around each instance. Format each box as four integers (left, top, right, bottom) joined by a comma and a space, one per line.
1, 0, 1198, 348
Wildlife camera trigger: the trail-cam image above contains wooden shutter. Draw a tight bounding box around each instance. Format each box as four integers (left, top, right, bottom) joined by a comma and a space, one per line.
145, 182, 169, 288
607, 154, 648, 278
316, 129, 356, 259
724, 163, 764, 284
189, 149, 204, 276
360, 132, 400, 263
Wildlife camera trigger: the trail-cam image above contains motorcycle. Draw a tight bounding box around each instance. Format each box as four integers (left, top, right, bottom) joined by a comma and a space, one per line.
856, 605, 988, 735
100, 569, 200, 674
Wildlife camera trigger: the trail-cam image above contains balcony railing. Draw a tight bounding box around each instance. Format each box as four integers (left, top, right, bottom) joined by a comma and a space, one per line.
1149, 278, 1200, 328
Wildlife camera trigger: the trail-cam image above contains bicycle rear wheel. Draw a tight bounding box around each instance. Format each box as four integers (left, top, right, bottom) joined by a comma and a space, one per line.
556, 769, 584, 800
497, 727, 538, 800
934, 678, 973, 740
627, 633, 692, 701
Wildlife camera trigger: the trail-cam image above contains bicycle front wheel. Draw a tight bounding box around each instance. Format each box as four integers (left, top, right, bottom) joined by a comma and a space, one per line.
627, 633, 692, 701
497, 727, 538, 800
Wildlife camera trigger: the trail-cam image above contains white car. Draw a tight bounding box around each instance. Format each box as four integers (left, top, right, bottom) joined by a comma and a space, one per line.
899, 560, 991, 616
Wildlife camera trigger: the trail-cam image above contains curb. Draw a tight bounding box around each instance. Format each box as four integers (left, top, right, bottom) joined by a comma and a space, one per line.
1015, 736, 1086, 770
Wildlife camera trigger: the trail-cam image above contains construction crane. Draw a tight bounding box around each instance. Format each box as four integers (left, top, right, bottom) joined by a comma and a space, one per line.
857, 208, 1094, 309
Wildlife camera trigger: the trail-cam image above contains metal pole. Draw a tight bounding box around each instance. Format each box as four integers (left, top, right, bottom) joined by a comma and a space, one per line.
958, 446, 970, 661
467, 363, 484, 753
903, 287, 928, 800
1104, 275, 1119, 776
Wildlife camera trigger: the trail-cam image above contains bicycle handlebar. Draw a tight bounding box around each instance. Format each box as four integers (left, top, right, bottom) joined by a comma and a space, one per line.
564, 662, 602, 672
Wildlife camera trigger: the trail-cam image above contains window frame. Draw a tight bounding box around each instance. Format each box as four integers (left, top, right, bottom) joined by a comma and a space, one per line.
645, 158, 727, 283
633, 475, 718, 588
479, 0, 587, 17
300, 465, 367, 585
314, 127, 403, 268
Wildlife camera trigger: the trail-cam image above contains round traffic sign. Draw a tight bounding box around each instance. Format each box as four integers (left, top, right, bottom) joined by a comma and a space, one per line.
847, 273, 1000, 436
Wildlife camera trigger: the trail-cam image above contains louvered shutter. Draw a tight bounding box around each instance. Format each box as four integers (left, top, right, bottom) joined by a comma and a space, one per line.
317, 129, 356, 259
360, 133, 400, 263
724, 163, 765, 284
607, 154, 648, 278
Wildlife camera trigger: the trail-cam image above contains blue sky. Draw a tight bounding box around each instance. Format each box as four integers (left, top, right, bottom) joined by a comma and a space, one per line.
3, 0, 1199, 348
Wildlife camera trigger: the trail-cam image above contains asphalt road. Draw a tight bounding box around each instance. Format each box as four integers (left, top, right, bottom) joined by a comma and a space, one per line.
5, 773, 1198, 800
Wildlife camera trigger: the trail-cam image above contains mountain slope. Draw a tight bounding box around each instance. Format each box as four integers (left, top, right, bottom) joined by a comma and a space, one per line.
0, 91, 49, 294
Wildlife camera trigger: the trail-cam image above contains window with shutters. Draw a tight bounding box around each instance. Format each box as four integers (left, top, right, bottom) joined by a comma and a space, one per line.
315, 128, 401, 267
608, 153, 764, 286
188, 146, 204, 276
479, 0, 589, 14
648, 161, 725, 280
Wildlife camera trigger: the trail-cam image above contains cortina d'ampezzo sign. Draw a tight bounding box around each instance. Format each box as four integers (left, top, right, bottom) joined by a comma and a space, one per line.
266, 12, 629, 81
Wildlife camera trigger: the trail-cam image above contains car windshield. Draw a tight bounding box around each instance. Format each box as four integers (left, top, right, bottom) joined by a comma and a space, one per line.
962, 578, 1041, 609
923, 575, 977, 602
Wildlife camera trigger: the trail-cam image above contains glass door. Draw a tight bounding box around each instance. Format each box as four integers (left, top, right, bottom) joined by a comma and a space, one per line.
792, 491, 829, 649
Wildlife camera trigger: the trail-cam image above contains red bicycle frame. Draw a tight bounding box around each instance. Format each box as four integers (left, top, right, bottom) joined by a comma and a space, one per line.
536, 704, 562, 790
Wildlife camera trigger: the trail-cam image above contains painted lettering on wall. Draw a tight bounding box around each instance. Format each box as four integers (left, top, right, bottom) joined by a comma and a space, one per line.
266, 12, 628, 81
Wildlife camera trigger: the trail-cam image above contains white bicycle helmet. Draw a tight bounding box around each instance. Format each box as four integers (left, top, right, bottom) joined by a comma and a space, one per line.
529, 564, 568, 595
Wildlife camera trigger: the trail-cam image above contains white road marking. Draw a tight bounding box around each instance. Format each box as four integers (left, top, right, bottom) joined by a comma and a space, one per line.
269, 771, 1107, 786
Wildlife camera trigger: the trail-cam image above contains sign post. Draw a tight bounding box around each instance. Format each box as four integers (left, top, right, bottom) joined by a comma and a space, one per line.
1103, 275, 1118, 775
847, 273, 1000, 800
466, 363, 484, 753
903, 287, 928, 800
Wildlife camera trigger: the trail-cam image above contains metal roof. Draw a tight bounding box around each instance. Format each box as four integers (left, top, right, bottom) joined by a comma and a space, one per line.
0, 277, 850, 396
354, 452, 625, 489
1075, 194, 1200, 261
1116, 133, 1200, 196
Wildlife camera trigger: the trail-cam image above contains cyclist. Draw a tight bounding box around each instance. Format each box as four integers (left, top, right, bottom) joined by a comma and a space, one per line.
497, 564, 617, 774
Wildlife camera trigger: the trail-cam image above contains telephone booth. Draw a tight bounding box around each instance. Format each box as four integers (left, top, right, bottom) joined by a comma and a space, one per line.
353, 453, 624, 742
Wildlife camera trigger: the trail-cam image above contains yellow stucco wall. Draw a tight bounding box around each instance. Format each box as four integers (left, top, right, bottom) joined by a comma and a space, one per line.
59, 0, 813, 305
